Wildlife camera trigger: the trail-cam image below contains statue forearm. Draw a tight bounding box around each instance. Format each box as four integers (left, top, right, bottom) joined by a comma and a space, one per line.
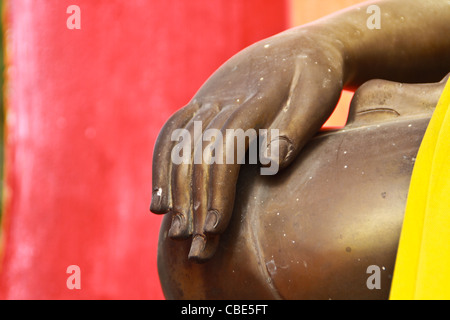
300, 0, 450, 88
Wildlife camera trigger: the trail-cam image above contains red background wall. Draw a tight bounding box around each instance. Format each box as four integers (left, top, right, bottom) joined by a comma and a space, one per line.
0, 0, 289, 299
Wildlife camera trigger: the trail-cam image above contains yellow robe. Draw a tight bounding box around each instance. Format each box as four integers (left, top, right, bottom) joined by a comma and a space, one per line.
390, 78, 450, 300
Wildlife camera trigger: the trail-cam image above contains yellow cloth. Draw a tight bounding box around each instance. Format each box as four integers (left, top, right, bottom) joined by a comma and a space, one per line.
390, 78, 450, 300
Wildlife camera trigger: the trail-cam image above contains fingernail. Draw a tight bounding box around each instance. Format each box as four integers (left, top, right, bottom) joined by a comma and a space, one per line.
168, 213, 188, 239
204, 209, 220, 233
150, 187, 169, 214
188, 234, 206, 260
264, 138, 293, 168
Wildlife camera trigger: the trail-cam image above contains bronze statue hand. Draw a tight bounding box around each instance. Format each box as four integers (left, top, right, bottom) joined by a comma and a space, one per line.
150, 28, 345, 262
151, 0, 450, 261
152, 0, 450, 300
151, 0, 450, 263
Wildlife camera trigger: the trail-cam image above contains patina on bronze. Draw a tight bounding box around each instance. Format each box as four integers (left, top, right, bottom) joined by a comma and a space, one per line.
157, 78, 447, 300
151, 0, 450, 299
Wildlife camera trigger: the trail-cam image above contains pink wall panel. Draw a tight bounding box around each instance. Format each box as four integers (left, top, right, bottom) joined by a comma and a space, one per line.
0, 0, 288, 299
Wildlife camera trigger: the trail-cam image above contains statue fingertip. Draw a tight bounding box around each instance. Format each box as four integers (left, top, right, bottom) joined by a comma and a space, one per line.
263, 136, 295, 170
204, 209, 220, 233
168, 213, 190, 239
150, 187, 170, 214
188, 235, 207, 262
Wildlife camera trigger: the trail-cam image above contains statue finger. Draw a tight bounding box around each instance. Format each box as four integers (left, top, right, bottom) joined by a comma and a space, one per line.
187, 105, 236, 261
168, 105, 219, 239
150, 103, 200, 214
264, 70, 342, 171
204, 97, 280, 236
